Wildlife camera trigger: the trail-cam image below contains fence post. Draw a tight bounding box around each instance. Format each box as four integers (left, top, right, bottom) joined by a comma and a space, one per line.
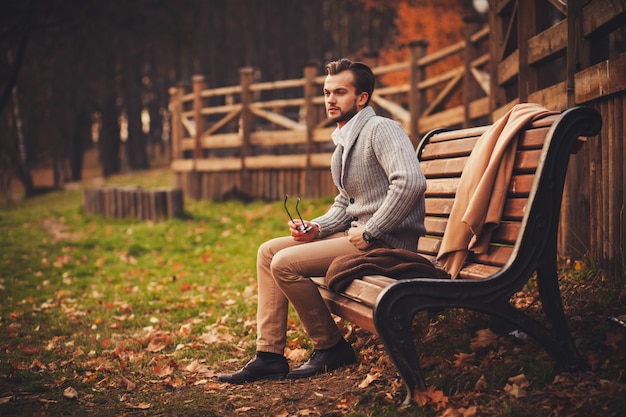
191, 75, 206, 199
488, 6, 503, 118
239, 67, 255, 199
304, 62, 318, 198
192, 75, 206, 160
463, 15, 483, 128
517, 0, 538, 103
168, 86, 184, 162
560, 0, 591, 259
408, 39, 428, 147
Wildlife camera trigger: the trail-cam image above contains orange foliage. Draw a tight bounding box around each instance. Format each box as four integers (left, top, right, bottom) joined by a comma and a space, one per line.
369, 0, 474, 99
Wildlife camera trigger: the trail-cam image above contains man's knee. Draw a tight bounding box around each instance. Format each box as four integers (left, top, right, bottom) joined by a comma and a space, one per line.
269, 249, 297, 282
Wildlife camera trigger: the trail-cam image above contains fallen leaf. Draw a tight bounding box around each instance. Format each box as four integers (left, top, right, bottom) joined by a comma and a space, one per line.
474, 374, 488, 391
358, 371, 381, 388
125, 402, 151, 410
163, 376, 184, 389
63, 387, 78, 399
508, 373, 529, 388
336, 393, 359, 409
273, 409, 289, 417
153, 364, 173, 378
145, 330, 173, 352
179, 323, 192, 334
469, 328, 498, 351
504, 382, 526, 398
119, 375, 136, 391
235, 406, 255, 413
454, 351, 476, 368
413, 386, 448, 409
441, 406, 478, 416
285, 347, 309, 363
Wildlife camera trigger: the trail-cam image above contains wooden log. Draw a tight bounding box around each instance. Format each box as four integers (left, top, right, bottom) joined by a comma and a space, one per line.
102, 187, 117, 218
83, 186, 184, 221
165, 188, 184, 218
141, 189, 153, 220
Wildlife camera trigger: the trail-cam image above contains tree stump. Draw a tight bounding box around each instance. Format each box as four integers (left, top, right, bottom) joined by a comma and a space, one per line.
83, 186, 184, 221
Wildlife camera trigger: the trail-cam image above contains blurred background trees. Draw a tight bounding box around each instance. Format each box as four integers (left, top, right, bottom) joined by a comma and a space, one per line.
0, 0, 473, 197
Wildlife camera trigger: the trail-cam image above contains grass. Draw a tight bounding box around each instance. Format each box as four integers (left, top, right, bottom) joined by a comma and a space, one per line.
1, 169, 625, 416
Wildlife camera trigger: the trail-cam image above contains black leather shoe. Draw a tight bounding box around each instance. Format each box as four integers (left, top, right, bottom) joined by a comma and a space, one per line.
287, 338, 356, 379
218, 355, 289, 384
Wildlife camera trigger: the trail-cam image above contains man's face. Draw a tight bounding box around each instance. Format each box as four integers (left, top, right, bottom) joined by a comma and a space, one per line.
323, 71, 368, 127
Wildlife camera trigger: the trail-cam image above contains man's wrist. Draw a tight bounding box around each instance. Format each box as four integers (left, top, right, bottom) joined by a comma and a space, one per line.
310, 222, 322, 237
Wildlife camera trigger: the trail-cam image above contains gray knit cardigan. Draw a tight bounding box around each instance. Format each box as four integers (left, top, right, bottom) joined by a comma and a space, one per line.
312, 106, 427, 251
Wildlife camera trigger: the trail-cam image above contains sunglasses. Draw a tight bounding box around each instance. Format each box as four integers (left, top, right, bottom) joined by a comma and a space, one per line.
283, 195, 312, 233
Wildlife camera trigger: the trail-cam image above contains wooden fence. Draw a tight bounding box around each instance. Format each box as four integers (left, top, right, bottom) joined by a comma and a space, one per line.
168, 19, 491, 202
169, 0, 625, 278
486, 0, 625, 279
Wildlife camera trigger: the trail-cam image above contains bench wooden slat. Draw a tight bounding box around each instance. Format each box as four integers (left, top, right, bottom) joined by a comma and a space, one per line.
420, 137, 478, 160
312, 277, 386, 309
421, 125, 551, 163
426, 126, 487, 143
423, 217, 448, 235
317, 286, 378, 334
421, 145, 542, 179
501, 198, 528, 220
420, 156, 468, 178
361, 275, 398, 287
457, 262, 501, 279
470, 245, 513, 267
426, 197, 529, 221
515, 149, 542, 172
517, 126, 553, 149
422, 219, 521, 244
425, 172, 536, 197
426, 116, 557, 144
422, 142, 544, 180
417, 236, 441, 255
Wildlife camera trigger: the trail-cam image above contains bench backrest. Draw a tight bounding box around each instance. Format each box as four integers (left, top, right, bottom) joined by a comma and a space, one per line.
416, 114, 563, 280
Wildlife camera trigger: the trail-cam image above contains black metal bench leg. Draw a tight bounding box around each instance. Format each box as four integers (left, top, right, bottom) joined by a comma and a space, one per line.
375, 289, 428, 405
535, 264, 583, 369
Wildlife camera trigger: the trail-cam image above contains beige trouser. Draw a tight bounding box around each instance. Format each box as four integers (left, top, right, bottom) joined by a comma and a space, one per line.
256, 232, 362, 354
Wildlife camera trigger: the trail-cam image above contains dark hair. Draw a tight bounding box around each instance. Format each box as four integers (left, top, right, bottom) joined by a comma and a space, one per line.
325, 59, 375, 106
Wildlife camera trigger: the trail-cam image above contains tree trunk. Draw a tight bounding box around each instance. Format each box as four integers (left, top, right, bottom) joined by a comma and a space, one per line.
123, 48, 149, 171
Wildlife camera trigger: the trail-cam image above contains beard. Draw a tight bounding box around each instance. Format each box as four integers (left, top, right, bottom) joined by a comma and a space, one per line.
327, 101, 359, 124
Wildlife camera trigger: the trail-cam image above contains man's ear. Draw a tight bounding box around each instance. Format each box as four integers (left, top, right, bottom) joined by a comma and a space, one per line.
358, 92, 369, 108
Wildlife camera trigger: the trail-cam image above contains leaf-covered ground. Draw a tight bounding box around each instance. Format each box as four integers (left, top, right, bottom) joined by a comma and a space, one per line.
1, 170, 625, 416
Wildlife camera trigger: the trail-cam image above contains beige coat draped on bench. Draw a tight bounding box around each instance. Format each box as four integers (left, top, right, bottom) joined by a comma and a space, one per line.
436, 103, 556, 279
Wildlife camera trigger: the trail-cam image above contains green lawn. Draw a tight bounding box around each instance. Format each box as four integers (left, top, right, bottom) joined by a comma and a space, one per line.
0, 169, 624, 417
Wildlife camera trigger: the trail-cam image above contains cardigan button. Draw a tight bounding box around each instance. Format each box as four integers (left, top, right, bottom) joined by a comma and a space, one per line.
349, 198, 355, 204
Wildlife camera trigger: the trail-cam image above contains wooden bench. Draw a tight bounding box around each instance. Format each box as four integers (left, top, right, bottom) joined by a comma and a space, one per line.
311, 106, 602, 404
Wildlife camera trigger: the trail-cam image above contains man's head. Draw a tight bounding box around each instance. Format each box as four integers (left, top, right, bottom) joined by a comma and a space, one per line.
323, 59, 375, 127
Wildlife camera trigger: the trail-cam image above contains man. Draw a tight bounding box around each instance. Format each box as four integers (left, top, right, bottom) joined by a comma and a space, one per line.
218, 59, 426, 383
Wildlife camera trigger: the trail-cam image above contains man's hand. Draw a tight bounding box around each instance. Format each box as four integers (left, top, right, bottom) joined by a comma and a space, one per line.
347, 225, 370, 250
289, 220, 319, 242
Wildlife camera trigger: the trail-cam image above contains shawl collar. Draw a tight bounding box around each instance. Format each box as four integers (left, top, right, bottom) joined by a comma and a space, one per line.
330, 106, 376, 189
